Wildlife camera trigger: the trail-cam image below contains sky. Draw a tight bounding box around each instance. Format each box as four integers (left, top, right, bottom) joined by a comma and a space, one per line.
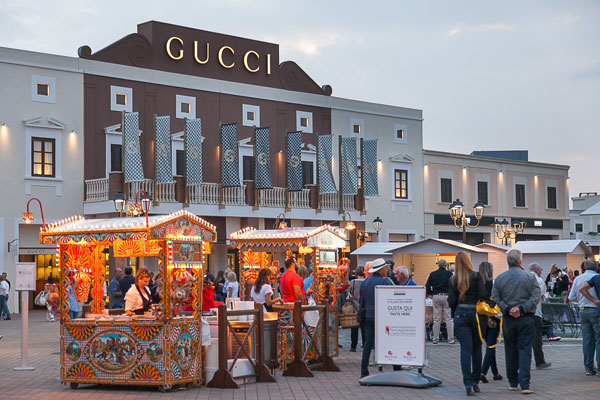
1, 0, 598, 203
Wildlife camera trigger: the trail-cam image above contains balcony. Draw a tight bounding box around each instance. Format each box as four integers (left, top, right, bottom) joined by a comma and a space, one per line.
84, 178, 109, 202
320, 193, 356, 211
188, 183, 246, 205
257, 187, 310, 209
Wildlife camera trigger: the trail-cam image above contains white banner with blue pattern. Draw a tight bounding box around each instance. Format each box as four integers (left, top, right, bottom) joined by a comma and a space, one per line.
122, 112, 144, 183
221, 123, 240, 187
254, 127, 273, 190
362, 139, 379, 196
184, 118, 203, 186
154, 115, 173, 184
287, 131, 303, 192
317, 134, 336, 194
341, 137, 358, 195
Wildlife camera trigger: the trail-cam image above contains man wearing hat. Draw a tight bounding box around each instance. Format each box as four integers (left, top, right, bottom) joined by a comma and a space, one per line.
359, 258, 396, 378
425, 259, 454, 344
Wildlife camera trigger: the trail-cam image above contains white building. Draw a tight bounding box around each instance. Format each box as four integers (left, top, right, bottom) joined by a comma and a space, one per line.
570, 192, 600, 259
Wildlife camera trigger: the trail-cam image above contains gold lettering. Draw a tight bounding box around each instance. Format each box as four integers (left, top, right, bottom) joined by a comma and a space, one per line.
243, 50, 260, 73
267, 53, 271, 75
218, 46, 235, 69
194, 41, 209, 64
166, 36, 184, 60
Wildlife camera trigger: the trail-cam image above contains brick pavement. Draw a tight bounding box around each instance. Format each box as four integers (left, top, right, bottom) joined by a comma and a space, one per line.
0, 311, 596, 399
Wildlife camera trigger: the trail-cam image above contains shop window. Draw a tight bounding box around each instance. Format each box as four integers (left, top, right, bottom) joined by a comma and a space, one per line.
440, 178, 452, 203
395, 169, 408, 199
32, 137, 55, 177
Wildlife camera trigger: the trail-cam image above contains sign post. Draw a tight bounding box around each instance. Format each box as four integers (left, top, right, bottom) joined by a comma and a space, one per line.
359, 285, 441, 388
14, 262, 35, 371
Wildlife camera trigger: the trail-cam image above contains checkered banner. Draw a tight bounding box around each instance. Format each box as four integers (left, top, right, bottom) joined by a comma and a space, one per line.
362, 139, 379, 196
317, 134, 336, 194
287, 131, 303, 192
154, 115, 173, 184
254, 127, 273, 189
184, 118, 203, 186
221, 123, 240, 187
341, 137, 358, 195
122, 112, 144, 183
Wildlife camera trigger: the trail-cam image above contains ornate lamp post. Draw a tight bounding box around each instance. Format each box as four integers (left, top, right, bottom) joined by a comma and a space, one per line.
112, 190, 152, 228
342, 211, 356, 231
448, 198, 485, 243
494, 218, 526, 246
372, 216, 383, 242
274, 213, 287, 229
22, 198, 47, 231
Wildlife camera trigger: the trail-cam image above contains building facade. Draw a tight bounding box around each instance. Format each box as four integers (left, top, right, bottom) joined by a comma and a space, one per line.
570, 192, 600, 258
423, 150, 570, 245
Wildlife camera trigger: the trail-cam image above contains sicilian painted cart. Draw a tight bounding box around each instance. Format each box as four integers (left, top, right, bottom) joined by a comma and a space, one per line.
229, 225, 348, 362
39, 210, 216, 391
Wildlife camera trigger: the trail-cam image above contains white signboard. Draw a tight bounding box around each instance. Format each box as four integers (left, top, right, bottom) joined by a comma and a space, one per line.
375, 285, 426, 367
15, 262, 36, 291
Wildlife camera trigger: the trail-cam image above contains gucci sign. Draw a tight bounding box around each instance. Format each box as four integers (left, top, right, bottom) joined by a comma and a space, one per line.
166, 37, 272, 75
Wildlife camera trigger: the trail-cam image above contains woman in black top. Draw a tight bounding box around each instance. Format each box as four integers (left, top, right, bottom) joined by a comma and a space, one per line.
448, 252, 487, 396
478, 262, 503, 383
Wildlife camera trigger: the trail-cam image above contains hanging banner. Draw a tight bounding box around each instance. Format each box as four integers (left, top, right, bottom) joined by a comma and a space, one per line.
362, 139, 379, 196
122, 112, 144, 183
254, 127, 273, 189
184, 118, 203, 186
154, 115, 173, 184
221, 123, 240, 187
286, 131, 303, 192
317, 134, 336, 194
375, 285, 426, 367
341, 137, 358, 195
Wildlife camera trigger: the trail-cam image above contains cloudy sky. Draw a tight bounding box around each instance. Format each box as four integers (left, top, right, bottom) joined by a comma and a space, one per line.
1, 0, 598, 201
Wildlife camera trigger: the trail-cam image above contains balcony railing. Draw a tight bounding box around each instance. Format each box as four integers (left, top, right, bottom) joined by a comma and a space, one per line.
155, 182, 176, 203
127, 179, 154, 202
258, 187, 286, 208
289, 189, 310, 209
320, 193, 356, 211
84, 178, 109, 202
188, 183, 246, 205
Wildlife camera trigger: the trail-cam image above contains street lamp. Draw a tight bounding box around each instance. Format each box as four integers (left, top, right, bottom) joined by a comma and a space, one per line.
372, 216, 383, 242
342, 211, 356, 231
22, 198, 47, 232
494, 218, 526, 246
274, 213, 287, 229
113, 190, 126, 217
448, 198, 485, 243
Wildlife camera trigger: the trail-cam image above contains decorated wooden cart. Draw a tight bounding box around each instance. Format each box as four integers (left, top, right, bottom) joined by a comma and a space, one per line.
229, 225, 348, 360
39, 210, 216, 391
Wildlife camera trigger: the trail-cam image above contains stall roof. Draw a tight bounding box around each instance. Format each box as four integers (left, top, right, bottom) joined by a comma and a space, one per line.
229, 225, 347, 250
476, 243, 510, 252
510, 240, 592, 256
581, 202, 600, 216
390, 238, 489, 254
350, 242, 413, 256
40, 209, 217, 244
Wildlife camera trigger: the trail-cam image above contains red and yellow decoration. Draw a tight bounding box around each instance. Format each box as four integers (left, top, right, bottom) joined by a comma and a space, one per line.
67, 362, 96, 379
130, 324, 162, 342
131, 363, 162, 380
67, 325, 96, 341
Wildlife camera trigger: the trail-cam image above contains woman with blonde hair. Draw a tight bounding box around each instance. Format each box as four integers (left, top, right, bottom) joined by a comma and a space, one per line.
448, 252, 487, 396
124, 267, 153, 316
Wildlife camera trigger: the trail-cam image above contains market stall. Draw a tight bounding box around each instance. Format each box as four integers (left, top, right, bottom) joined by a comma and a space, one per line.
229, 225, 348, 361
39, 210, 216, 391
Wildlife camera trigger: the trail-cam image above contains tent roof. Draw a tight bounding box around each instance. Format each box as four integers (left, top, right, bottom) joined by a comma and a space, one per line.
350, 242, 413, 256
390, 238, 489, 254
511, 240, 592, 256
581, 201, 600, 216
476, 243, 510, 252
229, 225, 347, 250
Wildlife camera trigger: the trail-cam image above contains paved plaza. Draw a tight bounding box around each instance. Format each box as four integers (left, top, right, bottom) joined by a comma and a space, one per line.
0, 311, 595, 399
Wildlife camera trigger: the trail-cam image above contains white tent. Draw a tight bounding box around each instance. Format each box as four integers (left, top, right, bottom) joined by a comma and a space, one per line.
510, 240, 592, 278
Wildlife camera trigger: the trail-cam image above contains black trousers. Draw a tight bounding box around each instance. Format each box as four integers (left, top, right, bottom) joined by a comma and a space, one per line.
533, 316, 546, 366
351, 322, 366, 349
503, 315, 535, 390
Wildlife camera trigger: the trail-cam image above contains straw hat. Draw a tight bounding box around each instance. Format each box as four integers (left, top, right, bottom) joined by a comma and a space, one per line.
369, 258, 389, 273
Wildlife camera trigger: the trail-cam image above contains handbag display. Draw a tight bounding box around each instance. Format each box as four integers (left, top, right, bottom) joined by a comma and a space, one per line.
476, 299, 502, 348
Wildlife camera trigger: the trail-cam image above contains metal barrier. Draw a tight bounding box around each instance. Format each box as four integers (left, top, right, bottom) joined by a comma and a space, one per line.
206, 304, 276, 389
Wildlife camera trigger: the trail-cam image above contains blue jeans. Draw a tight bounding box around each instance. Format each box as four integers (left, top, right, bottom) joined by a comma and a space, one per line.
454, 306, 482, 389
481, 319, 500, 375
0, 295, 10, 319
580, 308, 600, 372
360, 318, 375, 377
503, 315, 535, 390
68, 310, 80, 320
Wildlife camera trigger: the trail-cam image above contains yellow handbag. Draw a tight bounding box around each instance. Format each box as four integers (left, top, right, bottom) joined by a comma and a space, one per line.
476, 299, 502, 349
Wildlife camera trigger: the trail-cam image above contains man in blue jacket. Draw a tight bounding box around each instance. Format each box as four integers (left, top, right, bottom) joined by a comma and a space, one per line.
359, 258, 394, 378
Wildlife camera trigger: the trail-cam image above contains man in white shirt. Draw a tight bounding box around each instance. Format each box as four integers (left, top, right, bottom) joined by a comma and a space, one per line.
528, 263, 552, 370
0, 275, 10, 320
569, 259, 600, 375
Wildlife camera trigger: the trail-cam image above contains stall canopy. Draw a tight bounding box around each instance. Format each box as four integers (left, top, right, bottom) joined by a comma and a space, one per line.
511, 240, 592, 278
229, 225, 347, 252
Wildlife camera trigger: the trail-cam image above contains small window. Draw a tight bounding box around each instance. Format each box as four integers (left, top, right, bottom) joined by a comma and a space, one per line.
353, 124, 361, 134
32, 137, 55, 177
477, 181, 488, 205
547, 186, 557, 209
180, 102, 191, 114
440, 178, 452, 203
302, 161, 314, 186
395, 169, 408, 199
110, 144, 122, 172
396, 129, 404, 140
176, 150, 185, 176
296, 111, 313, 133
115, 93, 127, 106
357, 165, 362, 189
300, 117, 309, 128
576, 223, 583, 232
515, 184, 526, 207
597, 224, 600, 233
246, 111, 255, 121
243, 156, 254, 181
37, 83, 49, 96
